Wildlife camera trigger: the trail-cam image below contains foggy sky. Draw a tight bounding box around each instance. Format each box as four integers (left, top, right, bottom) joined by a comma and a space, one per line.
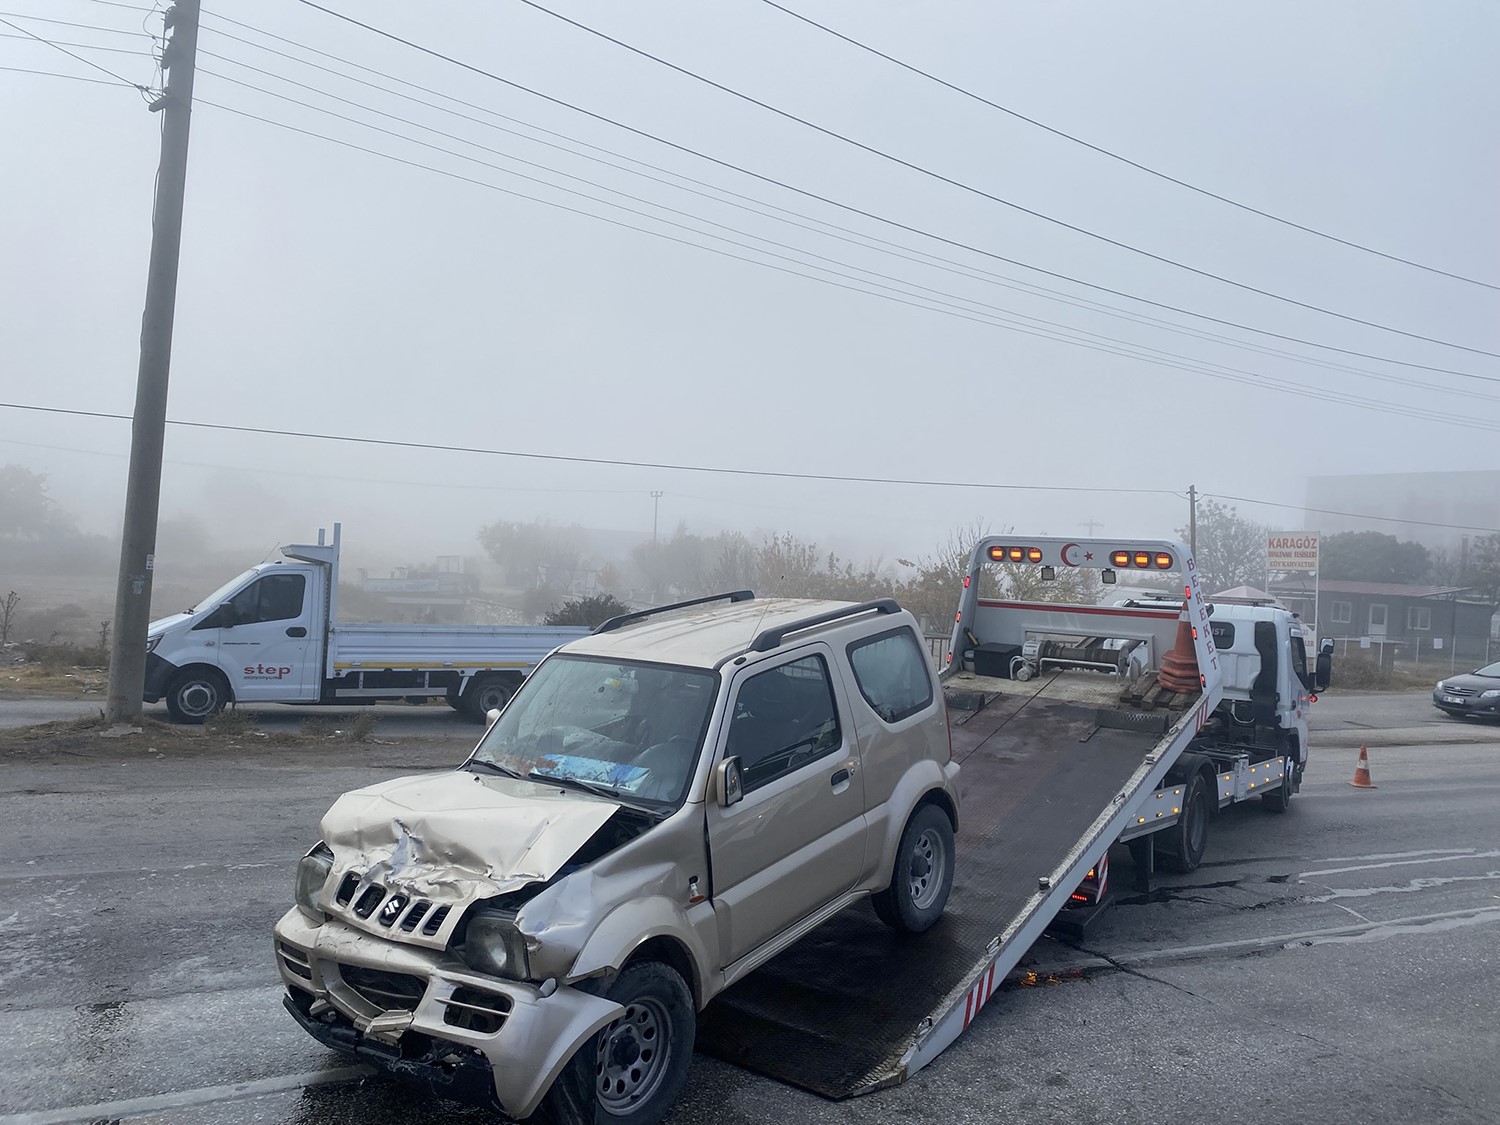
2, 0, 1497, 571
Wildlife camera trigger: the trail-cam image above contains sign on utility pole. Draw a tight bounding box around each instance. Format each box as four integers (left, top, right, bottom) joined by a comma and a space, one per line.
105, 0, 200, 723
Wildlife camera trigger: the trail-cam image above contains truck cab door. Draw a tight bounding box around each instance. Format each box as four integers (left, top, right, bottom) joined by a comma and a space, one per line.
705, 645, 866, 967
213, 570, 319, 702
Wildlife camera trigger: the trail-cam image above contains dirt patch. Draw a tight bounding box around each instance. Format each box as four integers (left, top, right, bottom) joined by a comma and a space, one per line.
0, 711, 423, 761
0, 663, 107, 698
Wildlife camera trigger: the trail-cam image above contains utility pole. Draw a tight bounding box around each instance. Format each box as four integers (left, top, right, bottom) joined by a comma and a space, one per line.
1080, 519, 1104, 536
105, 0, 200, 723
650, 490, 663, 546
1187, 484, 1198, 556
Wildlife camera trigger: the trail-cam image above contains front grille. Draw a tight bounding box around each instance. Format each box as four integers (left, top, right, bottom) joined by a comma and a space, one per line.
333, 871, 450, 935
1443, 686, 1477, 697
340, 965, 427, 1011
278, 942, 313, 981
442, 986, 513, 1035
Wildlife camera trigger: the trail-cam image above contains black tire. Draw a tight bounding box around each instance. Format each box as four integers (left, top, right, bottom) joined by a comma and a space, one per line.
461, 675, 515, 722
444, 687, 463, 711
163, 668, 230, 724
1159, 773, 1210, 873
871, 803, 955, 933
534, 960, 695, 1125
1261, 747, 1295, 813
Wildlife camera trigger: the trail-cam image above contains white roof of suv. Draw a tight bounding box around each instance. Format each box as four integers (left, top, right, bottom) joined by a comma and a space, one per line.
559, 597, 892, 669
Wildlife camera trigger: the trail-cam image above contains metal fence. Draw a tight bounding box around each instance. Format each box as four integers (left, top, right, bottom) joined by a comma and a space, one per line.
924, 632, 952, 670
1325, 634, 1494, 673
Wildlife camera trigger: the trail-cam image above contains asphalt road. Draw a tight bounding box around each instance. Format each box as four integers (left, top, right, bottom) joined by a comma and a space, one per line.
0, 699, 1496, 1125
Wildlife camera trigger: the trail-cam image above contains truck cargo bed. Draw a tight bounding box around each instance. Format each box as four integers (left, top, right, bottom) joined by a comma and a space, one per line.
697, 673, 1196, 1098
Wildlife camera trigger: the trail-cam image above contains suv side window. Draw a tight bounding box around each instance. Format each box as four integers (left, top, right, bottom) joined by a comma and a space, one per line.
727, 655, 841, 793
847, 627, 933, 723
228, 573, 306, 624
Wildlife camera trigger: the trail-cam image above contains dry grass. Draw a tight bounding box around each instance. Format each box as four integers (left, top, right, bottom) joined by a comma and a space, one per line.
1, 663, 108, 697
1332, 655, 1438, 691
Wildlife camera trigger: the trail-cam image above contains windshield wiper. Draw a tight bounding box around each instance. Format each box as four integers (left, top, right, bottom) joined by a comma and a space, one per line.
527, 770, 629, 803
465, 759, 524, 779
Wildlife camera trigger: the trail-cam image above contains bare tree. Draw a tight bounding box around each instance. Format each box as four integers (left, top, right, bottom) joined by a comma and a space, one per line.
1178, 499, 1268, 592
1, 590, 18, 646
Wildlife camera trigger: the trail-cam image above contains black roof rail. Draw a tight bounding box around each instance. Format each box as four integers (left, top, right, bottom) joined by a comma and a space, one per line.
749, 599, 902, 653
593, 590, 756, 635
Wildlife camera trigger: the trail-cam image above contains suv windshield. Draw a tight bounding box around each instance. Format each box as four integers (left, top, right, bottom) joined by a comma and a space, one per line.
471, 655, 717, 809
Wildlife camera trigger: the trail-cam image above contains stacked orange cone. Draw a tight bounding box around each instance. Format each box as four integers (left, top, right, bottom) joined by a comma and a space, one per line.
1157, 599, 1202, 694
1349, 745, 1376, 789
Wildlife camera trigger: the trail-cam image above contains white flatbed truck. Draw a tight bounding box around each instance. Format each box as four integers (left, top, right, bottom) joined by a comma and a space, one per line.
690, 534, 1328, 1098
143, 525, 587, 723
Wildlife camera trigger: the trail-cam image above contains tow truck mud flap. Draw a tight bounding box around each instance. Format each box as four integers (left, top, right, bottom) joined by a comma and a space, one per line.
696, 692, 1175, 1098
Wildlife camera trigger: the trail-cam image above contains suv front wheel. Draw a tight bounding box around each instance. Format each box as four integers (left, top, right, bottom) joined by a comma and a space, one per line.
536, 960, 695, 1125
872, 803, 955, 933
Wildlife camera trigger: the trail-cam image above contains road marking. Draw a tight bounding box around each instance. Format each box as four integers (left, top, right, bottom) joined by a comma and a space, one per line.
1301, 850, 1500, 879
0, 1066, 373, 1125
1319, 848, 1484, 863
1308, 872, 1500, 902
1024, 907, 1500, 977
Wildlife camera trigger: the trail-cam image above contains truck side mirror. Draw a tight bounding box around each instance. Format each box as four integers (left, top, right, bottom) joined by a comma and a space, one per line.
1314, 651, 1332, 691
198, 603, 237, 629
716, 757, 743, 808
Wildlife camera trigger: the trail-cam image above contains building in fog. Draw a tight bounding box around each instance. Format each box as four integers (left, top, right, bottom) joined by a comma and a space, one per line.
1304, 471, 1500, 551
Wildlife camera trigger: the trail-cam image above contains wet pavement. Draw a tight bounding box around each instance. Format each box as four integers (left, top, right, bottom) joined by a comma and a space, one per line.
0, 699, 1497, 1124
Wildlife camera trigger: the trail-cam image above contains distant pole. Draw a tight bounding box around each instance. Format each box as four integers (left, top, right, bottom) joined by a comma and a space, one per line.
1080, 519, 1104, 536
1187, 484, 1198, 556
650, 490, 663, 545
105, 0, 200, 723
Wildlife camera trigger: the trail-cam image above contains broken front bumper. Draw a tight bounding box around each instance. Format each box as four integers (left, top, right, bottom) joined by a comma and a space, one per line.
273, 908, 622, 1119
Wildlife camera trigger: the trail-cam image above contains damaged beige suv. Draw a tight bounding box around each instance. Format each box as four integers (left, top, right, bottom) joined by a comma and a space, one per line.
274, 593, 960, 1124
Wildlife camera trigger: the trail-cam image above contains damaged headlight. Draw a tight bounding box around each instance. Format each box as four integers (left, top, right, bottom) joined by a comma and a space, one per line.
295, 842, 335, 922
461, 909, 530, 981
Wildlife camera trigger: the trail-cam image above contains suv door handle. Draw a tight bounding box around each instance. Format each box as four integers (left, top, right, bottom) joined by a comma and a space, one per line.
830, 768, 851, 787
286, 626, 308, 638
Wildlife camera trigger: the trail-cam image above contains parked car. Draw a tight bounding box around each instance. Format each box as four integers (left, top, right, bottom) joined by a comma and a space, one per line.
1433, 661, 1500, 719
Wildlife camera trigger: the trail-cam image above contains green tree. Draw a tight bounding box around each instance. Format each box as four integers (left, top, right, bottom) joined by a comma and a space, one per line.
1179, 500, 1267, 592
478, 519, 586, 586
0, 465, 63, 539
1319, 530, 1431, 584
543, 593, 632, 627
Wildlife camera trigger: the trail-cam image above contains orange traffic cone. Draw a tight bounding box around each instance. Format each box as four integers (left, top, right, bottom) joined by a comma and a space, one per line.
1157, 600, 1201, 694
1349, 745, 1376, 789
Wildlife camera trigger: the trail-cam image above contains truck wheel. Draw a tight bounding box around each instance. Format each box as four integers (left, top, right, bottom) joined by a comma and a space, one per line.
536, 960, 695, 1125
1159, 773, 1210, 873
872, 804, 955, 933
461, 676, 514, 722
164, 669, 229, 724
1261, 753, 1294, 813
444, 687, 463, 711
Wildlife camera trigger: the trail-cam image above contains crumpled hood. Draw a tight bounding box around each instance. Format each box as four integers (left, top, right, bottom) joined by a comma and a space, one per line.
321, 769, 620, 904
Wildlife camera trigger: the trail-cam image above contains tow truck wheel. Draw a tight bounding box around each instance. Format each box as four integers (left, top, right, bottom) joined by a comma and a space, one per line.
1261, 752, 1294, 814
536, 960, 695, 1125
164, 668, 229, 724
1159, 773, 1210, 873
872, 803, 955, 933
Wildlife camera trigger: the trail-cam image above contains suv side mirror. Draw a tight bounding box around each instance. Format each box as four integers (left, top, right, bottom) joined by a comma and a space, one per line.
716, 757, 743, 808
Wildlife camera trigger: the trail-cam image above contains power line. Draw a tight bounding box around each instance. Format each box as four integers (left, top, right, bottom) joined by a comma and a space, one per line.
1206, 493, 1498, 535
5, 401, 1494, 533
190, 25, 1500, 395
0, 12, 145, 36
186, 85, 1500, 431
0, 62, 128, 84
271, 3, 1500, 379
756, 0, 1499, 293
0, 14, 150, 90
0, 31, 153, 56
0, 401, 1182, 497
507, 0, 1500, 358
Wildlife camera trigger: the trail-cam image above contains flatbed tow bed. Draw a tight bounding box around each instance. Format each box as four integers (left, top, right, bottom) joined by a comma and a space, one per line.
698, 662, 1216, 1098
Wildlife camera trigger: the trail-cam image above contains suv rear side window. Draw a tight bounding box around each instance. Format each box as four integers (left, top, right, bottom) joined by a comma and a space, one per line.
847, 627, 933, 723
727, 655, 841, 793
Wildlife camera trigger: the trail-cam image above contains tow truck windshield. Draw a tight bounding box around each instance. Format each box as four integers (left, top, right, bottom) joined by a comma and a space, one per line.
471, 655, 717, 809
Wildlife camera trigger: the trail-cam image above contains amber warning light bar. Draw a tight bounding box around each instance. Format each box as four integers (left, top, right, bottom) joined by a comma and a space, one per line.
988, 545, 1175, 570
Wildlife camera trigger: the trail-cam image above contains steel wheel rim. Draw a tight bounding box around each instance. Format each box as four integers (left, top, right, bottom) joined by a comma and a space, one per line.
596, 995, 671, 1115
907, 827, 946, 910
479, 685, 509, 711
179, 681, 217, 718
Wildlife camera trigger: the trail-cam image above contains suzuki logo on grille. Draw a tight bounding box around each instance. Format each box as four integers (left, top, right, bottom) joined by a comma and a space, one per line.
379, 895, 407, 923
